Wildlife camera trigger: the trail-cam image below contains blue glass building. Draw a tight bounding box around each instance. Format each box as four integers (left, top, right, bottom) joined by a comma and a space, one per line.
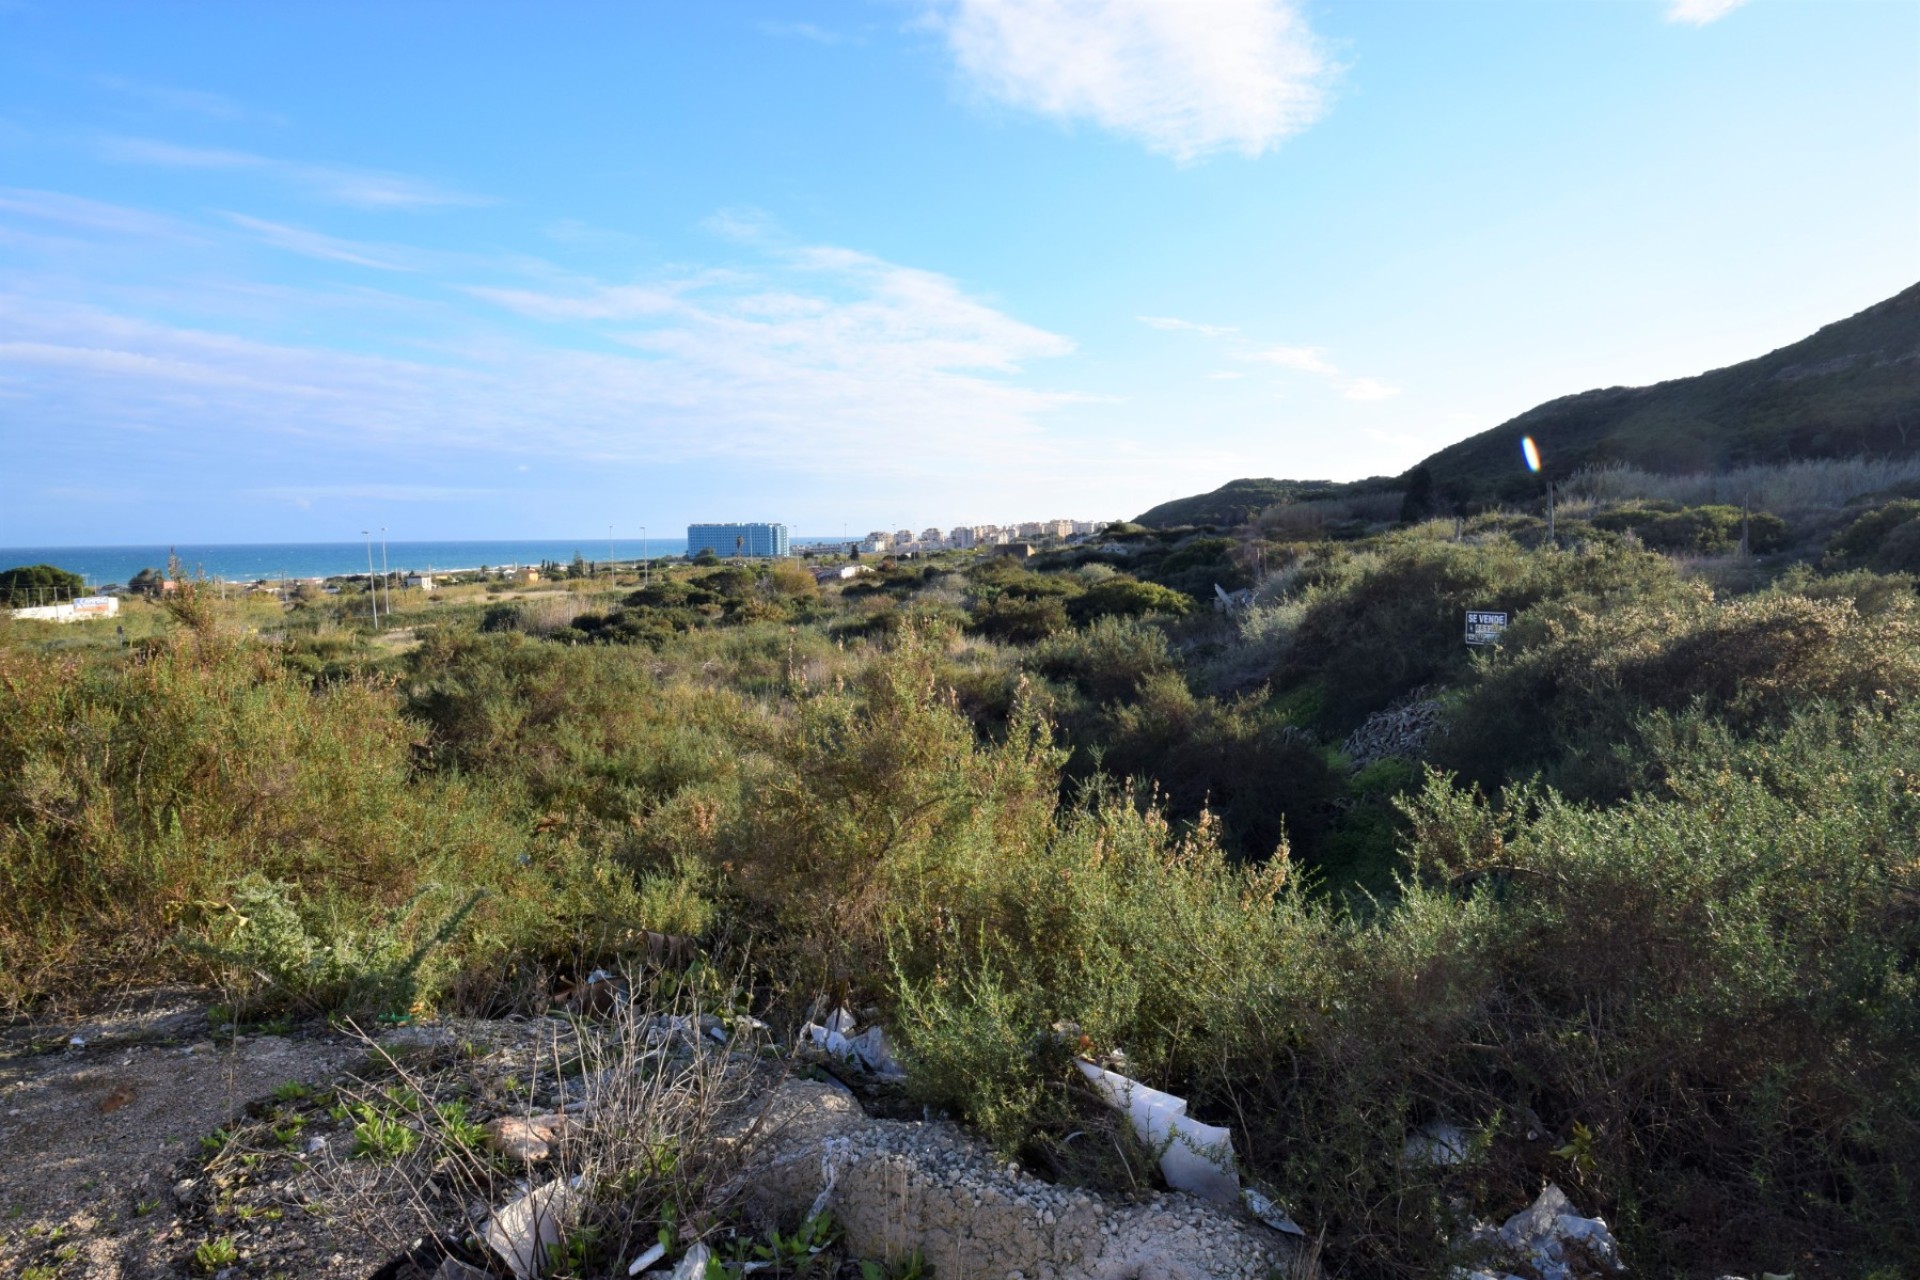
686, 522, 789, 558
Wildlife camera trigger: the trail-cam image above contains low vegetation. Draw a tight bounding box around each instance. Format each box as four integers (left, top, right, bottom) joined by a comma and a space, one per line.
5, 479, 1920, 1277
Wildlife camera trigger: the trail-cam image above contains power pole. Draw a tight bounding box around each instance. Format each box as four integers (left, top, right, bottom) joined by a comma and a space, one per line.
608, 524, 615, 581
379, 528, 391, 624
362, 531, 378, 627
641, 526, 648, 587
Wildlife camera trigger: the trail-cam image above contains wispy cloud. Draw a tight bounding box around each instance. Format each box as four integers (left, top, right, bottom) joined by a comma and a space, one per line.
1138, 315, 1238, 337
97, 136, 488, 209
223, 213, 416, 270
0, 186, 197, 240
932, 0, 1335, 162
1141, 315, 1398, 400
247, 484, 498, 503
0, 229, 1082, 476
92, 75, 279, 123
760, 20, 856, 46
1665, 0, 1751, 25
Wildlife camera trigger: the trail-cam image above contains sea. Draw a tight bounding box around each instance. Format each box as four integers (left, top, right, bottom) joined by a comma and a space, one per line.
0, 538, 844, 588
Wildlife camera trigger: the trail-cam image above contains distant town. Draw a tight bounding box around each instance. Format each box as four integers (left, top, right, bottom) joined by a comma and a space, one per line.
686, 518, 1114, 562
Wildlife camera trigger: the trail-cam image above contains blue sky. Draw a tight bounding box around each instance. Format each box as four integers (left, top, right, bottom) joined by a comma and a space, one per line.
1, 0, 1915, 544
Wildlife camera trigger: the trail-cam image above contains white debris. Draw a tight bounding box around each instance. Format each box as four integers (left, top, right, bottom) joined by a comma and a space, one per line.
1404, 1120, 1471, 1167
484, 1179, 577, 1279
1460, 1182, 1624, 1280
668, 1242, 710, 1280
1074, 1060, 1239, 1203
809, 1136, 852, 1221
1240, 1185, 1307, 1236
800, 1008, 906, 1081
625, 1241, 666, 1275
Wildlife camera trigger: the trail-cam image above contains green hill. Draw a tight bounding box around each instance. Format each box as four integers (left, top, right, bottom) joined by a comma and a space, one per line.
1137, 281, 1920, 523
1133, 478, 1344, 528
1422, 281, 1920, 504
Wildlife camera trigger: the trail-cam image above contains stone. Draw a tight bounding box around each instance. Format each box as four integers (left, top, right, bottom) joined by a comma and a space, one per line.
719, 1079, 1302, 1280
484, 1113, 578, 1163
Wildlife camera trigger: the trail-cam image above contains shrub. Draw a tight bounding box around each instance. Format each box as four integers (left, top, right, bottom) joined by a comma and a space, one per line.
1065, 577, 1192, 624
1590, 501, 1787, 554
1434, 586, 1920, 799
1278, 536, 1681, 732
1029, 617, 1175, 703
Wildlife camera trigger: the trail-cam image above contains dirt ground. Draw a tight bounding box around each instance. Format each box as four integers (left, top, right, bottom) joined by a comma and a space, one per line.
0, 989, 378, 1279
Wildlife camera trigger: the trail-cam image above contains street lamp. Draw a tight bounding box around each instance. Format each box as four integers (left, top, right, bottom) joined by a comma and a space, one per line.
362, 531, 378, 627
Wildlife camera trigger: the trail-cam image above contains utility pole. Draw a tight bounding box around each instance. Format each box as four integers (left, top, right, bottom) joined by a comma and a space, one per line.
608, 525, 615, 581
362, 531, 378, 627
641, 526, 648, 587
379, 528, 391, 624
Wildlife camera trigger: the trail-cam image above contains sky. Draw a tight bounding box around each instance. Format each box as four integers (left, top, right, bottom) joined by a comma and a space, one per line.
0, 0, 1916, 544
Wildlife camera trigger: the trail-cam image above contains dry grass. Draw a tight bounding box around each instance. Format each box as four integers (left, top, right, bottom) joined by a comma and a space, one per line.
1560, 456, 1920, 524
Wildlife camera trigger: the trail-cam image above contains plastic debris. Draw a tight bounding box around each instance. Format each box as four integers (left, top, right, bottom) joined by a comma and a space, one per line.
1074, 1059, 1239, 1204
1403, 1120, 1471, 1167
1460, 1182, 1624, 1280
484, 1179, 577, 1279
800, 1008, 907, 1081
625, 1241, 666, 1276
1239, 1185, 1307, 1236
668, 1242, 710, 1280
809, 1136, 852, 1221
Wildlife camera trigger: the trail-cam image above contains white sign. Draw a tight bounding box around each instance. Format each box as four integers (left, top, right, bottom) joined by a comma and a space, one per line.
1465, 610, 1508, 646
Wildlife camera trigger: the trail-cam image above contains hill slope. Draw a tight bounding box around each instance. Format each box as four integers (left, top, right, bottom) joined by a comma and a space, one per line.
1136, 282, 1920, 523
1134, 478, 1340, 528
1422, 281, 1920, 503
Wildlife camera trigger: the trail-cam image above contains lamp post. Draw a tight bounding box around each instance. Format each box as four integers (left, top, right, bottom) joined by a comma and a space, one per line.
379, 527, 390, 624
362, 531, 378, 627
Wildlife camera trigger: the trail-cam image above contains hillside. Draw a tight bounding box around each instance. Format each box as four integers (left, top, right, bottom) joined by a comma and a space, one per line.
1133, 477, 1343, 528
1138, 281, 1920, 523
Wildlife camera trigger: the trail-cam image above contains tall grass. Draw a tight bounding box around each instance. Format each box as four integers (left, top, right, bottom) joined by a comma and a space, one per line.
1561, 455, 1920, 523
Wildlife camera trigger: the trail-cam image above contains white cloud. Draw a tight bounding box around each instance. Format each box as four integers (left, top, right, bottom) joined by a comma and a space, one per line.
92, 75, 278, 123
1139, 314, 1399, 400
1665, 0, 1750, 25
1339, 377, 1400, 402
1138, 315, 1238, 336
0, 237, 1081, 475
934, 0, 1334, 162
1247, 343, 1340, 376
223, 213, 416, 270
98, 137, 487, 209
0, 186, 197, 240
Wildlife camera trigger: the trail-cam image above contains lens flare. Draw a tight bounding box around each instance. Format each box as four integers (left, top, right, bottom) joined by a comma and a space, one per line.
1521, 435, 1543, 474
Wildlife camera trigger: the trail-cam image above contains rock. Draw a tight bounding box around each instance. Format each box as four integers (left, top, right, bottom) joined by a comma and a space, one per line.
484, 1113, 578, 1163
721, 1080, 1301, 1280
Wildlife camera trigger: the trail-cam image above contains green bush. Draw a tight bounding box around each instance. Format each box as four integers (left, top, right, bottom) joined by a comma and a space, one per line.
1434, 586, 1920, 798
1590, 501, 1788, 554
1277, 536, 1681, 732
1828, 498, 1920, 567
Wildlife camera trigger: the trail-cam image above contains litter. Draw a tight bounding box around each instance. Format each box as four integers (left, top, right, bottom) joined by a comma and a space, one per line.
625, 1242, 666, 1276
668, 1243, 710, 1280
1240, 1185, 1307, 1237
800, 1008, 907, 1081
483, 1179, 577, 1279
1460, 1182, 1623, 1280
809, 1136, 852, 1221
1403, 1121, 1471, 1167
1074, 1060, 1239, 1204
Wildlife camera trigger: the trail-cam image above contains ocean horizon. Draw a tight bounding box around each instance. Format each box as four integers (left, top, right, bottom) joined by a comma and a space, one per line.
1, 537, 848, 588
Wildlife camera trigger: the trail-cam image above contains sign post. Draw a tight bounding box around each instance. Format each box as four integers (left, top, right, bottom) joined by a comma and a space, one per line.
1465, 610, 1509, 646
